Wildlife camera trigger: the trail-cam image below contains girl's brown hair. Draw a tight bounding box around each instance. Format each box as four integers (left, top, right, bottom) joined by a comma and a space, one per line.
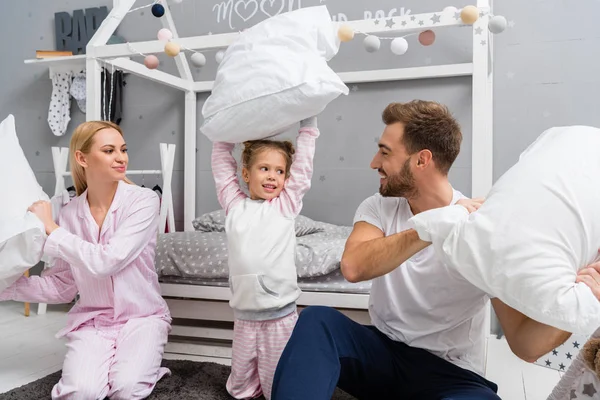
70, 120, 133, 196
241, 139, 295, 178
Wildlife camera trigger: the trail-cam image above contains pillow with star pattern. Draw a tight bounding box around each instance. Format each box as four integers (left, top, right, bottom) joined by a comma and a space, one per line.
547, 329, 599, 400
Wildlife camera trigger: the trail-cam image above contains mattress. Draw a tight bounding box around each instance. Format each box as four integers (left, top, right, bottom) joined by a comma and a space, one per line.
156, 219, 354, 280
159, 268, 372, 294
155, 212, 372, 294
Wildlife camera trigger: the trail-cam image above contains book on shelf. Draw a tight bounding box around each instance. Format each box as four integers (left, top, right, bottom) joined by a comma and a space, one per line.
35, 50, 74, 59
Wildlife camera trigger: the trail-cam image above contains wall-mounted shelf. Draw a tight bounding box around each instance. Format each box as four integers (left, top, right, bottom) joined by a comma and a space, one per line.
24, 54, 87, 65
25, 55, 87, 77
24, 55, 131, 77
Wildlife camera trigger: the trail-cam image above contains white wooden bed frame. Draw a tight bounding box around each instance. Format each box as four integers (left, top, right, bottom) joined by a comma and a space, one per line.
31, 0, 495, 362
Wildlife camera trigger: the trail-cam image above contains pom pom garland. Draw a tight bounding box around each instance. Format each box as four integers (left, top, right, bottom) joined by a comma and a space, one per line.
337, 25, 355, 42
334, 5, 507, 56
390, 37, 408, 55
133, 2, 510, 70
443, 6, 458, 14
460, 5, 479, 24
363, 35, 381, 52
418, 30, 436, 46
190, 52, 207, 68
144, 55, 159, 69
151, 3, 165, 18
157, 28, 173, 42
164, 42, 181, 57
489, 15, 507, 34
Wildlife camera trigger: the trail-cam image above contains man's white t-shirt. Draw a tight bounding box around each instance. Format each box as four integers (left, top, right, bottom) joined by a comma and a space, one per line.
353, 190, 489, 376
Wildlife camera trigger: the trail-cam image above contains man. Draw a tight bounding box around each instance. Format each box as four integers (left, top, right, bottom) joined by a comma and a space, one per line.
271, 100, 572, 400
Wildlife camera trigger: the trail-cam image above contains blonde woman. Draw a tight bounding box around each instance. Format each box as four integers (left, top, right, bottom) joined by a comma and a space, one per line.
0, 121, 171, 399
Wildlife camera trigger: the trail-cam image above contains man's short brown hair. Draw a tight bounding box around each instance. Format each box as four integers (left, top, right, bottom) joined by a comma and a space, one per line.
382, 100, 462, 175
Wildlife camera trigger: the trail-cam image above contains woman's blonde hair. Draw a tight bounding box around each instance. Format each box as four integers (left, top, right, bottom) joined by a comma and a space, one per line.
70, 120, 133, 196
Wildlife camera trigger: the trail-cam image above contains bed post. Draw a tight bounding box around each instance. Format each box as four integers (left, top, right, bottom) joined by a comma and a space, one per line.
472, 0, 493, 199
51, 147, 69, 199
161, 0, 196, 232
472, 0, 494, 336
159, 143, 177, 233
184, 91, 197, 232
85, 59, 103, 121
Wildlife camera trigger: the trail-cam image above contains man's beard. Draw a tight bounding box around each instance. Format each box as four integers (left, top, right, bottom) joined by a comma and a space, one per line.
379, 159, 419, 198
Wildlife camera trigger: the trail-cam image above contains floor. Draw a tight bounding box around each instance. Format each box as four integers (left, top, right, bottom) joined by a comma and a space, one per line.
0, 301, 563, 399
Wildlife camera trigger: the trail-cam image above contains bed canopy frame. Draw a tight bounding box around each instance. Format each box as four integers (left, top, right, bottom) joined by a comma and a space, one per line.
29, 0, 496, 361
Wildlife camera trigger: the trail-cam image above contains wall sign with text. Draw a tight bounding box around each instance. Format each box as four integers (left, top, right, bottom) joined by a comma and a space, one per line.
212, 0, 303, 29
211, 1, 413, 27
54, 6, 109, 55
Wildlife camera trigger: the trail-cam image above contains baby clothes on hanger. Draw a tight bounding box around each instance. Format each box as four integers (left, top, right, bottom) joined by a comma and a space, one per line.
65, 186, 77, 200
48, 71, 73, 136
70, 71, 86, 113
152, 184, 162, 199
152, 184, 170, 233
100, 69, 125, 124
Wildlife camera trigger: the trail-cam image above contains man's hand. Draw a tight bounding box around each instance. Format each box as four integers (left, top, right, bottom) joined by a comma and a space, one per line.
576, 261, 600, 300
456, 197, 485, 213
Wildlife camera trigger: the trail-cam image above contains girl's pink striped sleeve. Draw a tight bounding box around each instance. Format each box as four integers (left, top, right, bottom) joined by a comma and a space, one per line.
276, 127, 319, 217
211, 142, 246, 214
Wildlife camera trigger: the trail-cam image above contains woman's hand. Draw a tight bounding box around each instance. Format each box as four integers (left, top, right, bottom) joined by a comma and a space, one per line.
456, 197, 485, 213
577, 262, 600, 301
28, 200, 59, 235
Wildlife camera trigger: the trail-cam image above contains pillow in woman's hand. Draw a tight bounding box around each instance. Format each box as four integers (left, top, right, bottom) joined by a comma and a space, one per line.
0, 115, 49, 292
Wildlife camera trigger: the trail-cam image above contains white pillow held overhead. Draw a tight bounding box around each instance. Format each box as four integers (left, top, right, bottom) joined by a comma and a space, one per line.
201, 5, 349, 143
0, 114, 49, 293
409, 125, 600, 334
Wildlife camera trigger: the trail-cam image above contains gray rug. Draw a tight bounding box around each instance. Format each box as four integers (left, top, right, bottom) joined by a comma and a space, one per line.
1, 359, 356, 399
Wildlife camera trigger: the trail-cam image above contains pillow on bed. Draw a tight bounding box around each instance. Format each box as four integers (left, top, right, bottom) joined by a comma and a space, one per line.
409, 125, 600, 335
156, 231, 229, 279
192, 209, 226, 233
0, 114, 50, 293
295, 215, 324, 236
200, 5, 348, 143
192, 210, 323, 236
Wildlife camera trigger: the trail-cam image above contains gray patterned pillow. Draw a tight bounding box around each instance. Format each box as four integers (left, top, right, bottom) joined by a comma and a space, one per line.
295, 214, 324, 236
192, 209, 323, 236
192, 209, 226, 232
155, 231, 229, 279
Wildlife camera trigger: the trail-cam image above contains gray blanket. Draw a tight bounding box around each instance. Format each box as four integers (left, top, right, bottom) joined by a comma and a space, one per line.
156, 211, 352, 280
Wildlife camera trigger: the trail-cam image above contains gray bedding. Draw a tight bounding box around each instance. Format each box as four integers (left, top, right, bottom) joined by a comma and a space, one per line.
155, 211, 354, 280
159, 269, 372, 294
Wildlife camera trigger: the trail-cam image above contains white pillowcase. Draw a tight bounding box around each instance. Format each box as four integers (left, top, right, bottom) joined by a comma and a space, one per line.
0, 114, 49, 292
201, 5, 348, 143
409, 125, 600, 335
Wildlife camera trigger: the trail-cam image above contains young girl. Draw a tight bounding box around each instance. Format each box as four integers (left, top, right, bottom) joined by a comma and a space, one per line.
0, 121, 171, 400
211, 116, 320, 400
